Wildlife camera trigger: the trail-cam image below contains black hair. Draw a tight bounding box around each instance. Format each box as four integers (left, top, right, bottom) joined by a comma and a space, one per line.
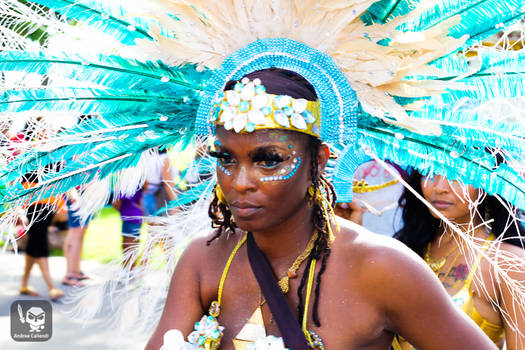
224, 68, 317, 101
395, 171, 525, 256
208, 68, 335, 326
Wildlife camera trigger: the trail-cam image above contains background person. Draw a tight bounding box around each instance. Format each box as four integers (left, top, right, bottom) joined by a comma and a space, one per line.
395, 172, 525, 349
62, 190, 92, 286
113, 188, 144, 273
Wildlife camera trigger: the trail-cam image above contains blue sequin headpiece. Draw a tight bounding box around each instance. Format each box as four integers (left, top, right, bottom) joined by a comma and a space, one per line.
196, 38, 359, 144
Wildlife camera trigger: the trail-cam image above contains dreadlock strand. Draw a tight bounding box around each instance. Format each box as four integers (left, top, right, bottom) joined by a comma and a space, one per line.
207, 186, 237, 245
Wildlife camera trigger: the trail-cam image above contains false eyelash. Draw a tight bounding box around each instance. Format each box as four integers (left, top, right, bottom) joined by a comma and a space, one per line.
251, 150, 285, 163
209, 151, 230, 159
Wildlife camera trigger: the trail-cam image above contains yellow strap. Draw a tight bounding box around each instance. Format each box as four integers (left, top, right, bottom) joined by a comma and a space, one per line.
217, 235, 247, 309
302, 259, 317, 347
464, 234, 494, 290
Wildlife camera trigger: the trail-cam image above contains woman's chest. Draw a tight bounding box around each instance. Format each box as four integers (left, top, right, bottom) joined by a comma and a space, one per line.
199, 257, 391, 349
440, 261, 502, 326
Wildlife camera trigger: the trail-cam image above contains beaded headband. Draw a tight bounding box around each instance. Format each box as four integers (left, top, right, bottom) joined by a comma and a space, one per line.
210, 77, 321, 137
196, 38, 359, 144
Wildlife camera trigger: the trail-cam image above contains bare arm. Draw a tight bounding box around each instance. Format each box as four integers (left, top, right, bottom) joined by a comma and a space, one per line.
498, 244, 525, 350
145, 238, 206, 350
365, 240, 497, 350
335, 201, 366, 225
112, 199, 122, 211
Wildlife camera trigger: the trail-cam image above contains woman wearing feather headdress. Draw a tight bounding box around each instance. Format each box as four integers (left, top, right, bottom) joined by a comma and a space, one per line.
0, 0, 523, 349
145, 69, 498, 350
394, 172, 525, 349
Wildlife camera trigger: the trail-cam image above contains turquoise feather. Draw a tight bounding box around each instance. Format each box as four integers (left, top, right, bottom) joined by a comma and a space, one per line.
28, 0, 154, 45
357, 122, 525, 209
362, 0, 417, 24
0, 131, 188, 210
0, 114, 197, 186
429, 50, 525, 78
0, 88, 192, 115
364, 0, 523, 48
0, 51, 209, 94
395, 0, 524, 46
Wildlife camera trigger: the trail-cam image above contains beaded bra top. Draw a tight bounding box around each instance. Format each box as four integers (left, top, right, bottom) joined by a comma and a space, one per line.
393, 234, 504, 350
186, 234, 325, 350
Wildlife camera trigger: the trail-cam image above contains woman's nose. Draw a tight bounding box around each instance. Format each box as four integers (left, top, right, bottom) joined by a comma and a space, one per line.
433, 175, 451, 193
231, 165, 256, 192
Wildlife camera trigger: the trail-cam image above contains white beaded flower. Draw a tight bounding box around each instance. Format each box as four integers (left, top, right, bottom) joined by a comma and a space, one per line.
272, 95, 316, 131
219, 77, 269, 133
160, 330, 197, 350
186, 315, 224, 349
215, 78, 317, 133
247, 335, 289, 350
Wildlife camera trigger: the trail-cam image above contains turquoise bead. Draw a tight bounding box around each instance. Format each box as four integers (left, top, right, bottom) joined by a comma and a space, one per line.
198, 336, 205, 346
255, 85, 266, 94
302, 110, 316, 123
261, 106, 272, 115
245, 122, 255, 132
239, 101, 250, 112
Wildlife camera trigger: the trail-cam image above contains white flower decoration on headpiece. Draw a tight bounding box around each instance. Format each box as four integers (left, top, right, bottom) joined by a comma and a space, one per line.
215, 78, 317, 134
218, 77, 268, 133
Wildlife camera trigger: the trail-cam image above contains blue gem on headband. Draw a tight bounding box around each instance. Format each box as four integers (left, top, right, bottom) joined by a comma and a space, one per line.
196, 38, 359, 144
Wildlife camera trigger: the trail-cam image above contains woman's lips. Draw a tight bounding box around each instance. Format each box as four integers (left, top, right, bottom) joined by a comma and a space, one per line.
431, 200, 453, 209
230, 202, 262, 218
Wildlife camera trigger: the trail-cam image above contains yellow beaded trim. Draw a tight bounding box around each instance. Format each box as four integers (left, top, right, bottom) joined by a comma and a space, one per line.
352, 179, 399, 193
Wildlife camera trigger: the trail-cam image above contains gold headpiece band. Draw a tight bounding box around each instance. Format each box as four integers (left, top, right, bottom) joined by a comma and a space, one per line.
211, 77, 321, 137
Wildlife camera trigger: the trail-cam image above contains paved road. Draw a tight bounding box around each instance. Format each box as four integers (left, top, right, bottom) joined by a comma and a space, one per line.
0, 252, 147, 350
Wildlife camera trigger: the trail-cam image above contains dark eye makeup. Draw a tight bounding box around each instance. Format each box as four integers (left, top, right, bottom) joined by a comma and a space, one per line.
210, 145, 291, 169
251, 148, 287, 168
209, 150, 234, 164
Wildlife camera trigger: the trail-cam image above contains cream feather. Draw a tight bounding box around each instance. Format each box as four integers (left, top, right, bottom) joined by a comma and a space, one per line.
130, 0, 466, 135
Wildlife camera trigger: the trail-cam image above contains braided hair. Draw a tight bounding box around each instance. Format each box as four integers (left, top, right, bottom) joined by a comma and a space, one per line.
207, 68, 337, 326
297, 136, 337, 327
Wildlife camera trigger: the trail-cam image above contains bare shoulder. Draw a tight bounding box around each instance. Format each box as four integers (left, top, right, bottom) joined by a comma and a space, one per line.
331, 218, 449, 328
181, 231, 243, 269
332, 218, 428, 280
480, 240, 525, 288
498, 241, 525, 258
479, 240, 525, 276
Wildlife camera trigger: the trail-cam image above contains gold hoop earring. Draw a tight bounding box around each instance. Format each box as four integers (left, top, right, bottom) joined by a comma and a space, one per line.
215, 184, 227, 204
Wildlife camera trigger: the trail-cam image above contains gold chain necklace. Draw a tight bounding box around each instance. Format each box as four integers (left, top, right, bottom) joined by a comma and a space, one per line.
424, 241, 459, 272
276, 231, 318, 294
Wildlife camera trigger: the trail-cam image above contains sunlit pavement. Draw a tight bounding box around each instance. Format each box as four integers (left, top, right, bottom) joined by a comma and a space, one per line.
0, 252, 135, 350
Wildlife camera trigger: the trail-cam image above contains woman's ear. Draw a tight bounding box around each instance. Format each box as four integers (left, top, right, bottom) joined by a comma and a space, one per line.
317, 143, 330, 175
